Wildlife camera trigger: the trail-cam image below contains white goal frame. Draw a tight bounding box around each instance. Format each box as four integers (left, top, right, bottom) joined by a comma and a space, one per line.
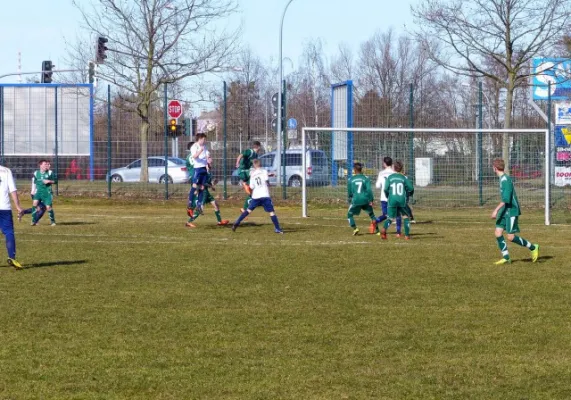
301, 127, 551, 225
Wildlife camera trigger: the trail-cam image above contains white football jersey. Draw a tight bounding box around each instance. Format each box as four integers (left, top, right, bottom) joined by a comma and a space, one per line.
0, 166, 17, 210
249, 168, 270, 199
190, 143, 210, 168
375, 167, 394, 202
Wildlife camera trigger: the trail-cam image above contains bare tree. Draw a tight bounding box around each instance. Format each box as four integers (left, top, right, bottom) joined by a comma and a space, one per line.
70, 0, 239, 181
330, 43, 354, 84
412, 0, 570, 167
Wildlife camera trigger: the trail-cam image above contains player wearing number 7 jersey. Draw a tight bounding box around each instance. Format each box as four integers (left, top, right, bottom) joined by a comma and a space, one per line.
381, 160, 414, 240
232, 159, 283, 234
347, 163, 379, 236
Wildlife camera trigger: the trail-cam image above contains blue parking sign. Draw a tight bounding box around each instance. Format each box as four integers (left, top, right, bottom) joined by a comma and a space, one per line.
287, 118, 297, 130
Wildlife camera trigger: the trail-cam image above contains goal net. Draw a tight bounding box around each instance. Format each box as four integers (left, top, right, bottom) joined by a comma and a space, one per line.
300, 127, 551, 225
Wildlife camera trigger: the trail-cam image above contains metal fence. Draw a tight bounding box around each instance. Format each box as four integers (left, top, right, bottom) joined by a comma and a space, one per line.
0, 81, 567, 220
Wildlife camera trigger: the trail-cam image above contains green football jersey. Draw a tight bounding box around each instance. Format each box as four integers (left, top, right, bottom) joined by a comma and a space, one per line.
33, 169, 57, 195
186, 153, 195, 180
498, 173, 521, 217
239, 149, 258, 170
348, 174, 373, 206
384, 173, 414, 207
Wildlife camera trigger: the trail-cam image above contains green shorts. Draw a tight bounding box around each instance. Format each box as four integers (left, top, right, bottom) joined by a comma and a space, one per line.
348, 204, 373, 216
387, 205, 411, 219
33, 192, 53, 207
239, 170, 250, 183
203, 190, 215, 205
496, 214, 520, 234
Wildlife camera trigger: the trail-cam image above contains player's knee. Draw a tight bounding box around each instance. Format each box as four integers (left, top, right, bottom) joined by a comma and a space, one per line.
494, 229, 504, 238
507, 233, 515, 241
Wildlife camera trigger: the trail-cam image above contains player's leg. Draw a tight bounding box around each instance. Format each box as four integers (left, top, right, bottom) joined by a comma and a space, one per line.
395, 215, 402, 236
0, 210, 22, 268
505, 217, 539, 262
232, 199, 257, 231
402, 206, 412, 239
261, 198, 282, 233
366, 204, 379, 234
375, 201, 388, 224
494, 229, 510, 264
36, 201, 47, 222
381, 206, 398, 239
211, 198, 229, 226
347, 205, 361, 235
31, 198, 40, 225
44, 194, 55, 225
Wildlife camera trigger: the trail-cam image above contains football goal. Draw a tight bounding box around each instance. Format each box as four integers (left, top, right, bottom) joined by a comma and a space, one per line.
300, 127, 551, 225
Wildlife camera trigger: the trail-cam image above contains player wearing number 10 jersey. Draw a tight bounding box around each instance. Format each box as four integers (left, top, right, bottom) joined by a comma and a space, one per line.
232, 159, 283, 234
347, 163, 379, 236
381, 160, 414, 240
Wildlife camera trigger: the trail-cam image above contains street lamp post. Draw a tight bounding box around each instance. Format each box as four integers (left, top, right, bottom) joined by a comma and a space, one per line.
277, 0, 295, 189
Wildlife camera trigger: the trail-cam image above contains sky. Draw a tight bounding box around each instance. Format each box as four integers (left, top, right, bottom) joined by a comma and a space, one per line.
0, 0, 416, 83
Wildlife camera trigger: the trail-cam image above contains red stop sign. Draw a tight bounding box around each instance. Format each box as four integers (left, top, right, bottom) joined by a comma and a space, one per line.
167, 100, 183, 119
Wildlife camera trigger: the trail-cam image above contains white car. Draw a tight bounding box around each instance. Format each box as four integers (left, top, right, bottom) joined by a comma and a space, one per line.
109, 157, 188, 183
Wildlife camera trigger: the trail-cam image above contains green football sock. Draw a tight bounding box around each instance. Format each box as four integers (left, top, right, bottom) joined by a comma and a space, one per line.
243, 196, 251, 210
48, 209, 55, 223
347, 215, 356, 228
496, 236, 510, 260
31, 207, 37, 223
214, 210, 221, 223
404, 219, 410, 236
383, 219, 392, 230
189, 213, 199, 222
511, 236, 535, 250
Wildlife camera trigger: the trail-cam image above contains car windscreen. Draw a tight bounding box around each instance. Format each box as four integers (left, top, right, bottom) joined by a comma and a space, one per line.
310, 152, 327, 167
168, 157, 185, 165
281, 154, 302, 166
260, 155, 274, 168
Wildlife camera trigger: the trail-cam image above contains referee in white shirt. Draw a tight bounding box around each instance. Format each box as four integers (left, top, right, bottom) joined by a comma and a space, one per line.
0, 165, 24, 268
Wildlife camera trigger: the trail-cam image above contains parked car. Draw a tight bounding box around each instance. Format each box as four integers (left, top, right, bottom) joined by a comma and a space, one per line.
231, 169, 241, 185
108, 157, 188, 183
258, 149, 329, 187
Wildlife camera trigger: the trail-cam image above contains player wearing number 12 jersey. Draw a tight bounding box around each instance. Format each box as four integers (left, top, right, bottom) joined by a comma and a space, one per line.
347, 163, 378, 236
232, 159, 283, 234
381, 161, 414, 240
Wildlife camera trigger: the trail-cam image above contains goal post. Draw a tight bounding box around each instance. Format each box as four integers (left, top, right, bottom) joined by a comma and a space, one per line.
301, 127, 551, 225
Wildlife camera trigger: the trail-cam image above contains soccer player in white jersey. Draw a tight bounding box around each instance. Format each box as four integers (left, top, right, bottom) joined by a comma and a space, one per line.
232, 159, 283, 234
0, 164, 24, 268
372, 156, 402, 236
188, 134, 210, 213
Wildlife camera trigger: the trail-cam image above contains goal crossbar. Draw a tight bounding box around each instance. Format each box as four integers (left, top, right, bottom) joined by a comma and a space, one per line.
301, 127, 551, 225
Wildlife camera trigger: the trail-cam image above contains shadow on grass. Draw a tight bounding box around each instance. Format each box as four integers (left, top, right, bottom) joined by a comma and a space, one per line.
517, 256, 554, 264
24, 260, 89, 269
55, 222, 96, 226
411, 220, 434, 225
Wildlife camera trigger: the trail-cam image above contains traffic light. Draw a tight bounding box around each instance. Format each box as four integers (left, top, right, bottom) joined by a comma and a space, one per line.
182, 118, 191, 136
88, 61, 96, 84
271, 91, 286, 133
169, 119, 178, 135
41, 60, 53, 83
96, 36, 108, 64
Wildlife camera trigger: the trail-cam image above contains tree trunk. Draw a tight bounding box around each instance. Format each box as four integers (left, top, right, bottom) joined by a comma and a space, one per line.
503, 74, 515, 172
139, 102, 150, 182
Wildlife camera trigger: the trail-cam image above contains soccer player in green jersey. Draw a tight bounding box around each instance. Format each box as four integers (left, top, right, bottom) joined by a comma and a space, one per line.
235, 141, 261, 212
347, 163, 378, 235
186, 170, 230, 228
381, 160, 414, 240
32, 160, 57, 226
491, 159, 539, 265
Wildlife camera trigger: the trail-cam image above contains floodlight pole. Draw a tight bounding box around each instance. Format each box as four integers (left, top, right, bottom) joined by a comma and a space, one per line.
277, 0, 295, 187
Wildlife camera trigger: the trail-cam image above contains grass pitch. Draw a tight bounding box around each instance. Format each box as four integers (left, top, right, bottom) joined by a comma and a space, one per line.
1, 199, 570, 399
